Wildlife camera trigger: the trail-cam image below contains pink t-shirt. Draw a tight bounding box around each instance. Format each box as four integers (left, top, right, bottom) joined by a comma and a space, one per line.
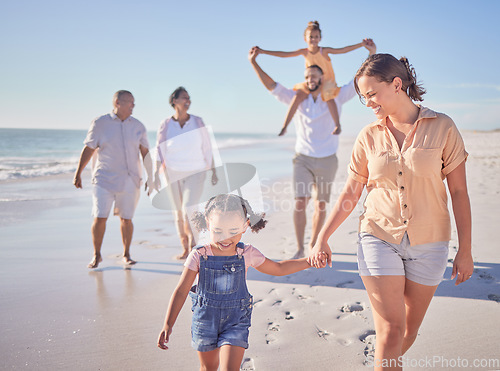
184, 243, 266, 274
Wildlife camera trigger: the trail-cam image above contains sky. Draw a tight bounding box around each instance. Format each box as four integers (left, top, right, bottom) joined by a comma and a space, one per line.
1, 0, 499, 135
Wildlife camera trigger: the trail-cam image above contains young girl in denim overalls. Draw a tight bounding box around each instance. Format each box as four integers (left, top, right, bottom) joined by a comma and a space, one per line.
158, 194, 317, 370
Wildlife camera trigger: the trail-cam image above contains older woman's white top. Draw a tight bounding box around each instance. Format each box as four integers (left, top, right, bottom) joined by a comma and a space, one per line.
156, 115, 213, 179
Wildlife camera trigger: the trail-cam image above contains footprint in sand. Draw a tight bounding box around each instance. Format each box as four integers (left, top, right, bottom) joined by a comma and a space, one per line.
297, 294, 311, 301
241, 357, 255, 370
340, 302, 365, 313
265, 333, 277, 344
315, 326, 331, 341
487, 294, 500, 303
337, 302, 367, 320
253, 299, 263, 307
336, 338, 352, 346
336, 280, 355, 288
477, 270, 495, 281
268, 322, 280, 331
359, 330, 376, 365
285, 311, 294, 320
265, 321, 280, 344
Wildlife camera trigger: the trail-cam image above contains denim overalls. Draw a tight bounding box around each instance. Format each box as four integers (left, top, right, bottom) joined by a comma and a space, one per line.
189, 242, 253, 352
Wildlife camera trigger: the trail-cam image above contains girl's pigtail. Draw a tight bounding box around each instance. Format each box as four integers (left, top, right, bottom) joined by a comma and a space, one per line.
191, 211, 208, 231
241, 198, 268, 233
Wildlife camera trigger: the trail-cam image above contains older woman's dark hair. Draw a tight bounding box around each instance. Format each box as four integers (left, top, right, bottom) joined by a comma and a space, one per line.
169, 86, 188, 108
354, 53, 426, 102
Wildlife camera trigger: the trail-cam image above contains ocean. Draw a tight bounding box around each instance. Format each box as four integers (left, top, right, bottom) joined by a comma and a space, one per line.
0, 128, 297, 201
0, 128, 297, 182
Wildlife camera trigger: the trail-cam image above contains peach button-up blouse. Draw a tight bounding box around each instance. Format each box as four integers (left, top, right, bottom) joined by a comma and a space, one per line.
348, 106, 468, 246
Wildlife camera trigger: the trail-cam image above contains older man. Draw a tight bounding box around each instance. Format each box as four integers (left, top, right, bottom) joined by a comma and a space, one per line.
74, 90, 153, 268
249, 41, 376, 258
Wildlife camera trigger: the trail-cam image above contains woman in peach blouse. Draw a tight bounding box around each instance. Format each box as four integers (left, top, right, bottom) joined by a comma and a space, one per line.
310, 53, 473, 370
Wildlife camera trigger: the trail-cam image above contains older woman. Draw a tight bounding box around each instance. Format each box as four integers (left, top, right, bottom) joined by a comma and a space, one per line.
310, 54, 473, 369
155, 87, 217, 259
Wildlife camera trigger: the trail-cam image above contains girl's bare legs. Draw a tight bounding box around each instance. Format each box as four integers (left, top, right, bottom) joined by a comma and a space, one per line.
197, 346, 244, 371
279, 90, 308, 136
197, 349, 220, 371
327, 99, 341, 134
219, 345, 246, 371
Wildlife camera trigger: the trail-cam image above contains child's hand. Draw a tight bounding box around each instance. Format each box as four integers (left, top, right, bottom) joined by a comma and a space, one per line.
310, 242, 332, 268
157, 327, 172, 350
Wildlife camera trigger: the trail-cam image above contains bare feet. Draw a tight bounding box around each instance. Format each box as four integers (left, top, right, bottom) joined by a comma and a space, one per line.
175, 250, 190, 260
88, 255, 103, 269
291, 250, 305, 259
122, 256, 137, 266
278, 127, 287, 136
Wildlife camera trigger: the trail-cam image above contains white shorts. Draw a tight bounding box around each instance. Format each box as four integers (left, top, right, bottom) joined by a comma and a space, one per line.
357, 232, 449, 286
92, 178, 140, 219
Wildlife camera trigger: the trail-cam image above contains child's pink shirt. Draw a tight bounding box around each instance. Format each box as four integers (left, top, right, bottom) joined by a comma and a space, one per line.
184, 243, 266, 274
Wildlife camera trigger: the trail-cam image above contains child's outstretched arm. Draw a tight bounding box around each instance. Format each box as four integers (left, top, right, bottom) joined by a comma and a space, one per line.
255, 256, 311, 276
158, 267, 197, 350
323, 41, 365, 55
255, 46, 306, 58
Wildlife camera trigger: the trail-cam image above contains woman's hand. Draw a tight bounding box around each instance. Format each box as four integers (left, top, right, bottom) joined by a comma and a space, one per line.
451, 249, 474, 285
211, 169, 218, 185
307, 251, 328, 268
310, 240, 332, 268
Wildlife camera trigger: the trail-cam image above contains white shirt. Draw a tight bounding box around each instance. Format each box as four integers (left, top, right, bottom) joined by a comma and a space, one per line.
156, 115, 213, 174
84, 112, 149, 192
271, 81, 356, 158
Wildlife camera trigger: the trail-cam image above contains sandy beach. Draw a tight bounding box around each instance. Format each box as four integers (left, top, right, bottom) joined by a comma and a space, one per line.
1, 131, 499, 370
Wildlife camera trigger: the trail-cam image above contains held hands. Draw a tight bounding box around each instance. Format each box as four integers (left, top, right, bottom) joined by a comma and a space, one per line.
158, 326, 172, 350
307, 251, 328, 268
248, 46, 260, 62
451, 249, 474, 285
309, 241, 333, 268
362, 38, 377, 55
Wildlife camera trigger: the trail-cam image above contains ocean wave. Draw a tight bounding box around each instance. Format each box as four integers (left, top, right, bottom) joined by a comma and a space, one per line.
0, 157, 79, 181
214, 135, 294, 150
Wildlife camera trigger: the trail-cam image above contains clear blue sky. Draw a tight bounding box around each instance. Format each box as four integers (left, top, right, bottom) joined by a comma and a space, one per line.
1, 0, 499, 135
